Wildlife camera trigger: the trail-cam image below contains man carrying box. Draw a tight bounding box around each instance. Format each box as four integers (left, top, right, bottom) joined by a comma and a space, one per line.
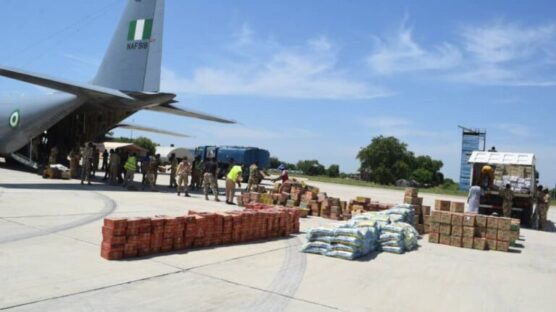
226, 159, 243, 205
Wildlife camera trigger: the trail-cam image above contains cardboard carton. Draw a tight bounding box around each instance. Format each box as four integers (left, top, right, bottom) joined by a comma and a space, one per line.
431, 222, 440, 233
496, 241, 509, 252
431, 211, 442, 223
429, 233, 440, 244
497, 217, 512, 231
440, 212, 452, 224
451, 213, 464, 226
485, 239, 497, 250
439, 224, 452, 235
462, 237, 474, 249
476, 227, 487, 238
404, 188, 418, 197
440, 234, 451, 245
450, 202, 465, 213
487, 216, 499, 229
435, 200, 451, 211
497, 230, 510, 242
473, 238, 486, 250
463, 214, 475, 227
450, 236, 462, 247
451, 226, 463, 237
475, 215, 487, 228
463, 226, 475, 238
486, 228, 498, 240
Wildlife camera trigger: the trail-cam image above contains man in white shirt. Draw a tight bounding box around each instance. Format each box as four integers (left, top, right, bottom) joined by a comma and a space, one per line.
467, 184, 482, 213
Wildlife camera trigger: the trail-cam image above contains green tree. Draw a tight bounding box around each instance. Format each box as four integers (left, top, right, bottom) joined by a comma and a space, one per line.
327, 164, 340, 177
357, 136, 414, 184
357, 135, 444, 186
112, 136, 158, 155
132, 137, 158, 155
411, 168, 434, 185
297, 160, 326, 176
270, 157, 280, 168
270, 156, 296, 170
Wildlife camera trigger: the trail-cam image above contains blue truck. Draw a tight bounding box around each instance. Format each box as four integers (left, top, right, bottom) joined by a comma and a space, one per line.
194, 146, 270, 179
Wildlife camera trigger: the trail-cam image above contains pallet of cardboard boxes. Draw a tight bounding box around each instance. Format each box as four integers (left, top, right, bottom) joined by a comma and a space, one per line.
428, 210, 520, 252
101, 207, 301, 260
403, 188, 431, 235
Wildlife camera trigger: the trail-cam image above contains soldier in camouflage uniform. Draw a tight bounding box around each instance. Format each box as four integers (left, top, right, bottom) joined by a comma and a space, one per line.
538, 189, 551, 231
247, 161, 265, 192
80, 143, 94, 185
169, 153, 178, 188
202, 158, 220, 201
190, 156, 203, 190
501, 184, 514, 218
176, 157, 192, 197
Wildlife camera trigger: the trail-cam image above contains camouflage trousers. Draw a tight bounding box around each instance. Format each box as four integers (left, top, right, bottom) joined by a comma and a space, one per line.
203, 173, 219, 199
81, 160, 92, 183
177, 174, 189, 194
538, 205, 549, 231
502, 203, 512, 218
246, 177, 259, 192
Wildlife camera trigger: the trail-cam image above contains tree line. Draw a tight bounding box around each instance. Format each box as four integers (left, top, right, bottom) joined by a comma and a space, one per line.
272, 135, 445, 187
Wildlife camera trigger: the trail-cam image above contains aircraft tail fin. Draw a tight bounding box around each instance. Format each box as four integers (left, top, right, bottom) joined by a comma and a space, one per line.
93, 0, 164, 92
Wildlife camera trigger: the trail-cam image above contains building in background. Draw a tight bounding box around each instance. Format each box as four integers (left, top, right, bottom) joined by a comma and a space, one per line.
458, 126, 486, 191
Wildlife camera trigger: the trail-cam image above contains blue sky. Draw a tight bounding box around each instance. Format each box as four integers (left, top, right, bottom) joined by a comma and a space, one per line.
1, 0, 555, 186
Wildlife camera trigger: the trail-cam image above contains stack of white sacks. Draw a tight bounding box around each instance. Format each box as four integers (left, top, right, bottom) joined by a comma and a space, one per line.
302, 204, 419, 260
303, 226, 377, 260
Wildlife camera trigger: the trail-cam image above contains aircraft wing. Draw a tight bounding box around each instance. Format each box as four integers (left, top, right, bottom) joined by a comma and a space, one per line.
0, 65, 134, 101
112, 123, 191, 138
146, 103, 236, 124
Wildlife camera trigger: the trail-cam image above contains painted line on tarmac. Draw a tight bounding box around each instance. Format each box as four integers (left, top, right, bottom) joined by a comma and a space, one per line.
0, 191, 116, 244
190, 270, 338, 311
2, 209, 159, 219
0, 239, 334, 311
0, 270, 182, 311
245, 236, 309, 312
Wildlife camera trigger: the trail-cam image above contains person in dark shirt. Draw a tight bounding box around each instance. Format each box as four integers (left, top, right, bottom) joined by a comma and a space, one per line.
101, 149, 109, 172
202, 158, 220, 201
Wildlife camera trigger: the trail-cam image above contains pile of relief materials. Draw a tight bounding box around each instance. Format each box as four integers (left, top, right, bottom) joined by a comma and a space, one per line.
303, 225, 378, 260
302, 204, 419, 260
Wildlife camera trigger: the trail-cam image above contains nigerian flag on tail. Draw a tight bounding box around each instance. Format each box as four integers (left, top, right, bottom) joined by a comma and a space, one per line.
128, 19, 153, 41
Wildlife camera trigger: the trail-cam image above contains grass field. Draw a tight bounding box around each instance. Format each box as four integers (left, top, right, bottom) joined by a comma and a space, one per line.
292, 175, 468, 197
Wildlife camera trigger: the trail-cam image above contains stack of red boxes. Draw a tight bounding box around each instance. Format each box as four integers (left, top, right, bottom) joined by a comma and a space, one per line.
101, 217, 127, 260
101, 207, 301, 260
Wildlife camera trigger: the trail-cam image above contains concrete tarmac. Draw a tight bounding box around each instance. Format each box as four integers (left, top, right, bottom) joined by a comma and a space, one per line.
1, 167, 555, 311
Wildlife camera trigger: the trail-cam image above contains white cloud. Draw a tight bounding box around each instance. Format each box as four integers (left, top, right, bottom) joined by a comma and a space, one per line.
366, 18, 556, 87
161, 30, 392, 100
362, 116, 445, 139
367, 22, 462, 74
453, 21, 556, 86
203, 125, 320, 141
232, 23, 254, 48
493, 123, 532, 138
461, 21, 556, 64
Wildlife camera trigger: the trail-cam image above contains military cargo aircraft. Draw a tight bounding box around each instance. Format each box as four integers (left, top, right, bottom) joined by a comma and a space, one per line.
0, 0, 234, 168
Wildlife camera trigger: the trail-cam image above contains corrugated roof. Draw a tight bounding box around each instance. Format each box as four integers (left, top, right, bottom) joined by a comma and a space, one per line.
468, 151, 535, 166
